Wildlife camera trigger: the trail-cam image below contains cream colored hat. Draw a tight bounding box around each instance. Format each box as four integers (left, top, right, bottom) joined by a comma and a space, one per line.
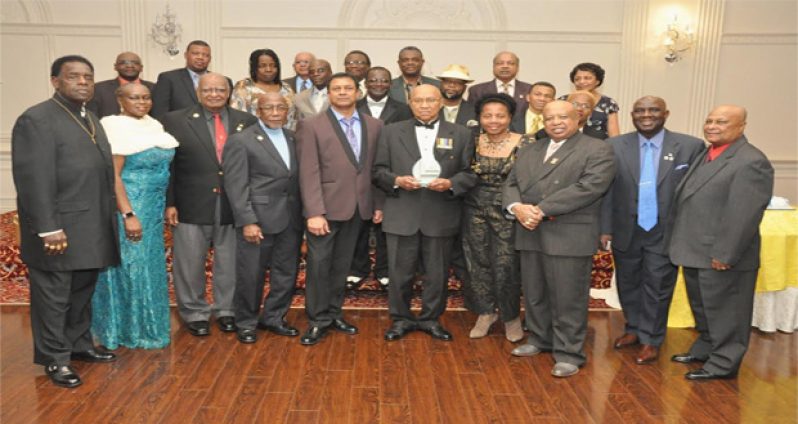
437, 64, 474, 83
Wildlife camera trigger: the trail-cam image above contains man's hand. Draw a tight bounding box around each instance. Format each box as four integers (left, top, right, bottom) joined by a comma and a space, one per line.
124, 216, 143, 242
426, 178, 452, 192
599, 234, 612, 251
42, 231, 68, 255
711, 258, 731, 271
307, 215, 330, 236
395, 175, 421, 191
373, 210, 383, 224
165, 207, 179, 226
512, 204, 543, 231
243, 224, 264, 244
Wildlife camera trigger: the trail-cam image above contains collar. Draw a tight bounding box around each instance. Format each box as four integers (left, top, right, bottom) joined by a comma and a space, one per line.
117, 76, 142, 86
415, 119, 439, 130
367, 96, 387, 105
259, 119, 283, 137
638, 129, 665, 149
202, 107, 227, 120
496, 78, 516, 89
331, 107, 360, 123
53, 93, 84, 113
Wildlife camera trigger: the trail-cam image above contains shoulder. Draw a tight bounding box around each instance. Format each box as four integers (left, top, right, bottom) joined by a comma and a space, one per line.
94, 79, 118, 91
157, 68, 184, 80
666, 130, 704, 147
598, 95, 619, 112
229, 107, 257, 122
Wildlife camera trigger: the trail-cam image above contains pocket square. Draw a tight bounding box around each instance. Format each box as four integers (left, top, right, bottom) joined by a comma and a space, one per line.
675, 164, 689, 170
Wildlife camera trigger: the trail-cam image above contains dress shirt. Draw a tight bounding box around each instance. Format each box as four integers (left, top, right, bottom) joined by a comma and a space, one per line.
311, 87, 328, 113
414, 120, 440, 169
544, 138, 568, 162
330, 108, 362, 156
187, 68, 204, 89
295, 77, 311, 93
707, 142, 732, 161
203, 107, 229, 141
495, 79, 516, 97
259, 120, 291, 170
366, 96, 387, 118
442, 104, 460, 123
638, 129, 664, 176
117, 77, 142, 86
525, 109, 544, 134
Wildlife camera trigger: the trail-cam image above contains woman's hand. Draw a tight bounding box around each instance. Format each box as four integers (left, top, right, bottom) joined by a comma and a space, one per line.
124, 216, 143, 242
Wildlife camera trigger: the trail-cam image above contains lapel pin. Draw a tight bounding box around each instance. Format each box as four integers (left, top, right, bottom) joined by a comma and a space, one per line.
256, 135, 264, 141
664, 153, 674, 161
550, 158, 559, 165
236, 123, 244, 132
192, 112, 200, 118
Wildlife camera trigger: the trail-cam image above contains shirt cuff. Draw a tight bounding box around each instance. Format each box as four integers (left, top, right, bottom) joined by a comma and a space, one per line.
39, 229, 63, 237
507, 203, 520, 215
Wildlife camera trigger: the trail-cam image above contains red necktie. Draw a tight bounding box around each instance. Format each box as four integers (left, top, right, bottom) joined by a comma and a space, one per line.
213, 113, 227, 162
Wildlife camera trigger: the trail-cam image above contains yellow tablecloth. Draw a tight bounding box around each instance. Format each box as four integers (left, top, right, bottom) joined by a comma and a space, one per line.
668, 209, 798, 327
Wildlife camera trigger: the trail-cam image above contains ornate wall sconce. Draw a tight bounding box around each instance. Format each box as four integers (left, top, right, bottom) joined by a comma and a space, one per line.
663, 15, 695, 63
150, 3, 182, 56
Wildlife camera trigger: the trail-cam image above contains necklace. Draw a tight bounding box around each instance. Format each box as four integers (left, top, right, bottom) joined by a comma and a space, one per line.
480, 133, 511, 156
51, 96, 96, 144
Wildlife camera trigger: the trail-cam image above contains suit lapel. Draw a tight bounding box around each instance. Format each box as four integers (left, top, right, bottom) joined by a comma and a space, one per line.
285, 129, 299, 175
398, 121, 421, 160
186, 106, 219, 166
535, 134, 581, 181
619, 134, 640, 184
657, 131, 679, 186
433, 122, 458, 161
254, 125, 289, 173
324, 109, 360, 169
679, 137, 747, 200
381, 100, 396, 122
180, 69, 198, 102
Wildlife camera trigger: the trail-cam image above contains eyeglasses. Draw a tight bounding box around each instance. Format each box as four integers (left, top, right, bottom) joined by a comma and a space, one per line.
116, 60, 142, 66
259, 105, 289, 112
310, 68, 329, 74
200, 88, 228, 94
366, 78, 390, 84
345, 60, 368, 66
571, 102, 593, 110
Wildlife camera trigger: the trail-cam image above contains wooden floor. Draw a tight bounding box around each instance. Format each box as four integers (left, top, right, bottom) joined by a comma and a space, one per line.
1, 306, 796, 424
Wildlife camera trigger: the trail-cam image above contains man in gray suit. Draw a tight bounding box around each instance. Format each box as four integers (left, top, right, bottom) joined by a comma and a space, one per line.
668, 105, 773, 380
223, 92, 303, 344
388, 46, 440, 104
503, 100, 615, 377
467, 51, 532, 113
293, 59, 332, 121
12, 55, 119, 388
600, 96, 704, 364
374, 84, 477, 342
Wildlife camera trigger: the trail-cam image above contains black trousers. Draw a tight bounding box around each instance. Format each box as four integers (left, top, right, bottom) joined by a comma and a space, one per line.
233, 225, 302, 330
28, 267, 99, 366
386, 232, 453, 326
304, 215, 362, 327
350, 220, 388, 279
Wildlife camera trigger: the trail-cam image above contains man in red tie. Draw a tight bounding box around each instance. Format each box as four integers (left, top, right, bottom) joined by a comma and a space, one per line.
161, 73, 258, 337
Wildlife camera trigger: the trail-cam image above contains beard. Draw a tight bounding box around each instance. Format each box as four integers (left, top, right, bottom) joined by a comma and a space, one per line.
441, 90, 463, 101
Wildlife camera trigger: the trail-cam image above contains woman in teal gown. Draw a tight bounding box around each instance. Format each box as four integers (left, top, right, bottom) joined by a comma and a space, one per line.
92, 83, 178, 349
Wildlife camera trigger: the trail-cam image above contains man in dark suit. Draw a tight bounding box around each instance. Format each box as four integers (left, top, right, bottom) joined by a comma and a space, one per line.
12, 55, 119, 388
223, 92, 303, 344
349, 66, 413, 289
162, 73, 258, 337
467, 51, 532, 112
599, 96, 704, 364
293, 59, 332, 121
668, 105, 773, 380
282, 51, 315, 94
503, 100, 615, 377
86, 51, 155, 118
373, 84, 477, 342
437, 64, 477, 128
296, 73, 384, 345
510, 81, 556, 138
343, 50, 371, 97
152, 40, 231, 119
388, 46, 440, 104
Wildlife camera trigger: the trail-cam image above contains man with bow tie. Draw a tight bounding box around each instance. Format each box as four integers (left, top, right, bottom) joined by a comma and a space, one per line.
373, 84, 477, 342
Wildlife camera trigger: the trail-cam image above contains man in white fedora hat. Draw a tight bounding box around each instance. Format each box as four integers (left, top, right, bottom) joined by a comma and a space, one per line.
437, 64, 477, 129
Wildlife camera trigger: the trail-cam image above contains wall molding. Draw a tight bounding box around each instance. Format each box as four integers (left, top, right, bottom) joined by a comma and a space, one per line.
1, 23, 121, 36
616, 0, 649, 132
686, 0, 726, 137
722, 33, 797, 45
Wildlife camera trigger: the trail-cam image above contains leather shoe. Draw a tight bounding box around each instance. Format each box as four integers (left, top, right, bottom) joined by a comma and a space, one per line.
685, 368, 737, 381
671, 353, 707, 364
345, 275, 366, 290
300, 326, 328, 346
635, 344, 659, 364
237, 329, 257, 344
186, 320, 210, 337
71, 348, 116, 363
45, 364, 82, 388
217, 316, 236, 333
258, 322, 299, 337
419, 324, 452, 341
384, 323, 416, 341
511, 344, 542, 357
551, 362, 579, 378
613, 333, 639, 349
331, 319, 358, 335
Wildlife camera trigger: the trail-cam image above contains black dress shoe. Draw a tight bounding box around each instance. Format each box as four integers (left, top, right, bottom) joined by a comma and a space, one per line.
300, 326, 328, 345
685, 368, 737, 381
420, 324, 453, 341
331, 319, 358, 335
186, 320, 210, 337
237, 329, 257, 344
217, 316, 236, 333
258, 322, 300, 337
671, 353, 707, 364
384, 323, 416, 341
345, 276, 367, 290
45, 364, 82, 388
70, 348, 117, 363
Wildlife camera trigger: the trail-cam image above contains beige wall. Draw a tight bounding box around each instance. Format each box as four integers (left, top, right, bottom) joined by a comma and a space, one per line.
1, 0, 796, 210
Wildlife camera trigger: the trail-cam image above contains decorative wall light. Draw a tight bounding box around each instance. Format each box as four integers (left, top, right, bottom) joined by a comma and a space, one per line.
150, 3, 182, 56
663, 15, 695, 63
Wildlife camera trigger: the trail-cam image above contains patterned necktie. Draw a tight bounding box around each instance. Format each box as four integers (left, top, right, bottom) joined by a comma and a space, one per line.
300, 79, 310, 92
341, 117, 360, 162
637, 141, 658, 231
501, 83, 509, 95
213, 113, 227, 162
530, 114, 543, 134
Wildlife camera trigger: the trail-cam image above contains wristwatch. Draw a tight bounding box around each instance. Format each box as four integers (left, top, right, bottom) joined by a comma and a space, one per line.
122, 211, 136, 219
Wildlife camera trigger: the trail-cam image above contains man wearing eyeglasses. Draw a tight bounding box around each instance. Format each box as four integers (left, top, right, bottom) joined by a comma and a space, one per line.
294, 59, 333, 120
343, 50, 371, 99
283, 51, 315, 94
388, 46, 440, 104
161, 73, 258, 338
567, 90, 606, 140
87, 52, 155, 118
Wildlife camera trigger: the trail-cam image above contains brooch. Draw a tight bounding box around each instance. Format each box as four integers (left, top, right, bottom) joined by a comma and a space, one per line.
192, 112, 200, 118
236, 123, 245, 132
663, 153, 674, 161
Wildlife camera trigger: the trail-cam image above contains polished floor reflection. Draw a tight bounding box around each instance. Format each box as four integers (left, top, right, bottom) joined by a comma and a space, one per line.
1, 306, 795, 423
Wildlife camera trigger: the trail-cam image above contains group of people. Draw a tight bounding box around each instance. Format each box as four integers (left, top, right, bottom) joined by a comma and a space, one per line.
11, 39, 774, 389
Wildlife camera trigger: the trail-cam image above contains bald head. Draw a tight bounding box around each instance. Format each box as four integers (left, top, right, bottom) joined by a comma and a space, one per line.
704, 104, 748, 146
543, 100, 579, 141
114, 51, 143, 80
493, 51, 519, 83
293, 51, 315, 78
409, 84, 442, 122
310, 59, 332, 89
631, 96, 670, 138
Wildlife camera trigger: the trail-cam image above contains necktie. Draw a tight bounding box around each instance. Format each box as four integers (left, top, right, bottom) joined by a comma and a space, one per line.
638, 141, 658, 231
405, 84, 413, 102
341, 117, 360, 161
214, 113, 227, 163
444, 107, 457, 123
543, 141, 562, 162
300, 79, 310, 92
191, 72, 200, 89
501, 83, 509, 94
530, 114, 543, 134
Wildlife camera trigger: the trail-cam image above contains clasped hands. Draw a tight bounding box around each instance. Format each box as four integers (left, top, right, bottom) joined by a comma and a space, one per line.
42, 231, 68, 255
512, 204, 544, 231
394, 175, 452, 192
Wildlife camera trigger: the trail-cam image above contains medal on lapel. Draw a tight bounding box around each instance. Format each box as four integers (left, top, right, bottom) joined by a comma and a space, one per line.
435, 138, 453, 149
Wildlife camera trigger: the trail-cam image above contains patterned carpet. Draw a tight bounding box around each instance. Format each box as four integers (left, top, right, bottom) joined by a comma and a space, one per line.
0, 211, 615, 309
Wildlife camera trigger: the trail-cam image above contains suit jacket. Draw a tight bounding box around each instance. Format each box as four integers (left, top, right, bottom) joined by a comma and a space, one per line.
296, 108, 384, 221
356, 97, 413, 125
600, 130, 704, 253
11, 96, 119, 271
668, 136, 773, 270
151, 68, 233, 119
222, 124, 302, 234
503, 132, 615, 256
162, 104, 258, 225
373, 120, 477, 237
388, 76, 440, 104
86, 78, 155, 119
468, 79, 532, 113
294, 88, 330, 121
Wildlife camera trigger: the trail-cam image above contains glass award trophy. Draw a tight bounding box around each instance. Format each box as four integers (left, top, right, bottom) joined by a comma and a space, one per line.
412, 158, 441, 187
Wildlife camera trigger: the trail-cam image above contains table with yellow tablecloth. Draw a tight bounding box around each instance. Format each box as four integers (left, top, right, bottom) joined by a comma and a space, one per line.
667, 209, 798, 331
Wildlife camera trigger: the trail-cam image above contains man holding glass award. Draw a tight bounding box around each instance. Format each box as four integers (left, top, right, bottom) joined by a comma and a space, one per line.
373, 84, 477, 342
